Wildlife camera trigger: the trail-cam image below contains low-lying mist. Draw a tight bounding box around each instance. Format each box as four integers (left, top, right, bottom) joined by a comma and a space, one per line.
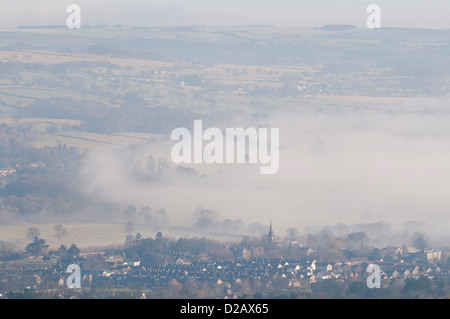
78, 96, 450, 245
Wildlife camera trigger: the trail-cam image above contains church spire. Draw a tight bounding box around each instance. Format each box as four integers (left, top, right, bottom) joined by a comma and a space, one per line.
268, 220, 275, 243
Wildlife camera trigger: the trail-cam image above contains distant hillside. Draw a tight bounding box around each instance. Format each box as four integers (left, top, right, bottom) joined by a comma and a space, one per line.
321, 24, 357, 31
17, 25, 67, 29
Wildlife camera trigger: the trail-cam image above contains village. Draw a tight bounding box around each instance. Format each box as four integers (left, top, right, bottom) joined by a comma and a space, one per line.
0, 223, 449, 299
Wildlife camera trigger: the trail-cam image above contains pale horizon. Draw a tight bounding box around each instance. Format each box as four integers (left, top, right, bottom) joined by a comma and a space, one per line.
1, 1, 449, 30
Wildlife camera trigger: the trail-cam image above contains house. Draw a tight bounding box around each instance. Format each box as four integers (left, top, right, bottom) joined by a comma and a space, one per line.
0, 168, 15, 177
315, 272, 331, 280
425, 248, 442, 262
242, 248, 251, 260
106, 255, 124, 264
176, 258, 188, 265
350, 257, 369, 265
314, 262, 332, 272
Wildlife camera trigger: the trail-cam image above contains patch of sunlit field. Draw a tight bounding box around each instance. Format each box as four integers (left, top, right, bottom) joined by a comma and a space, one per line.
32, 131, 158, 150
0, 223, 157, 251
0, 223, 246, 252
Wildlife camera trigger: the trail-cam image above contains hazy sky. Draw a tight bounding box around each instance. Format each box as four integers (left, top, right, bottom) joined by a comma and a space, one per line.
1, 0, 449, 29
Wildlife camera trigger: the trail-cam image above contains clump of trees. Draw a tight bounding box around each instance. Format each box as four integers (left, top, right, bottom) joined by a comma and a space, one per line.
192, 209, 245, 234
25, 236, 49, 257
122, 205, 170, 246
121, 232, 233, 267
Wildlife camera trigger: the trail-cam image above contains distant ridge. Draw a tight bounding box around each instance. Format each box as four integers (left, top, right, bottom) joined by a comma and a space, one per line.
15, 24, 276, 30
17, 25, 93, 29
17, 25, 66, 29
320, 24, 356, 31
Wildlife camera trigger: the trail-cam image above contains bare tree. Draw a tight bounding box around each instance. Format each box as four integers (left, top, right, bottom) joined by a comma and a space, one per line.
286, 227, 300, 242
26, 227, 41, 241
123, 205, 137, 242
124, 220, 136, 237
139, 206, 152, 224
412, 232, 428, 252
155, 208, 169, 229
124, 205, 137, 223
247, 223, 268, 236
53, 224, 68, 245
193, 209, 219, 231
